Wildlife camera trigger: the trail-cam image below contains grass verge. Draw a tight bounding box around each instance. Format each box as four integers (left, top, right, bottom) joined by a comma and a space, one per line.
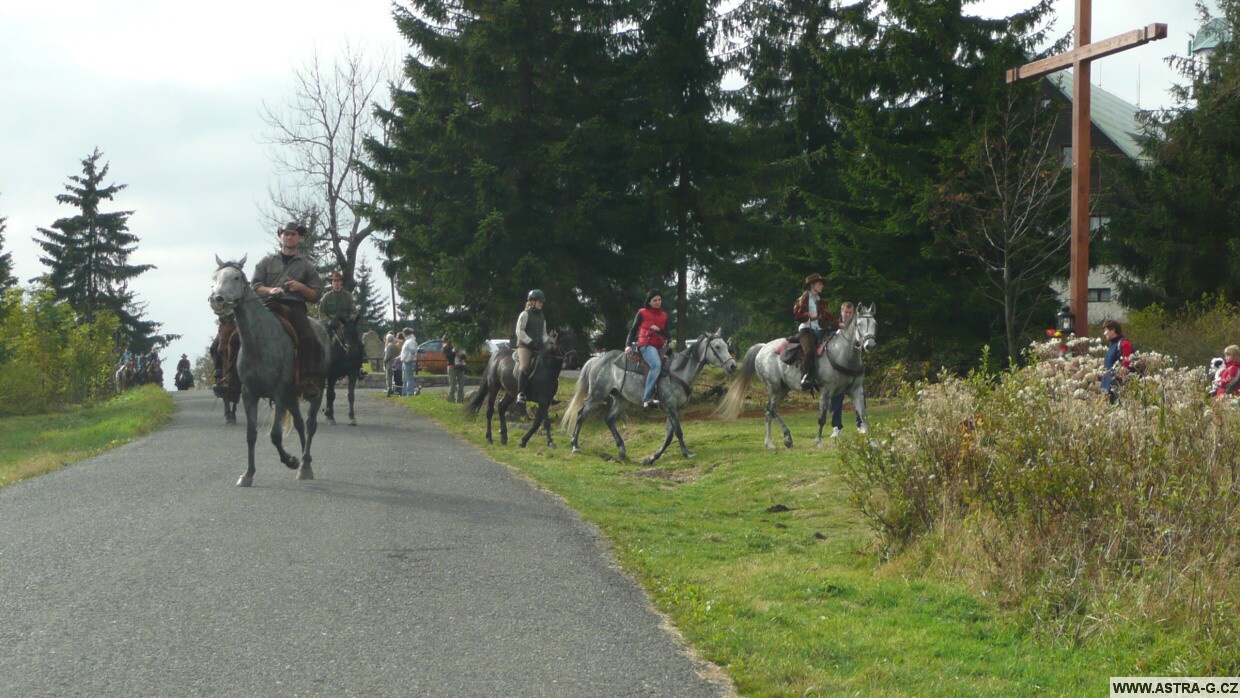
0, 385, 176, 488
391, 383, 1144, 696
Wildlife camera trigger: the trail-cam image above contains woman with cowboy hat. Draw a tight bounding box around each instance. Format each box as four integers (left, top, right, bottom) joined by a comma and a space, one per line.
793, 273, 839, 390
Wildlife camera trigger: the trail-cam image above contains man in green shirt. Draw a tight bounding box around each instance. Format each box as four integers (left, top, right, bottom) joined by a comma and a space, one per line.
319, 271, 359, 330
251, 221, 325, 399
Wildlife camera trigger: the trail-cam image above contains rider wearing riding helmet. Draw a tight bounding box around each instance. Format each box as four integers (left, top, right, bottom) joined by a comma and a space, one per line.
318, 270, 360, 337
793, 273, 839, 391
514, 289, 551, 404
626, 290, 670, 408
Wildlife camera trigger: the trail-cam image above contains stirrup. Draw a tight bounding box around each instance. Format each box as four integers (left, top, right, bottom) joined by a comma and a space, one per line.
515, 392, 527, 403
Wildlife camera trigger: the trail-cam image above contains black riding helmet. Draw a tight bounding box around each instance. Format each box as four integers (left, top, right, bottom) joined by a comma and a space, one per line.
527, 289, 545, 302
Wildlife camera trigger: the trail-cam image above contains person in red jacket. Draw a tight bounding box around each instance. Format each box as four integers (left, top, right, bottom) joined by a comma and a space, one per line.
793, 273, 840, 390
1101, 319, 1134, 404
1213, 345, 1240, 399
626, 290, 671, 408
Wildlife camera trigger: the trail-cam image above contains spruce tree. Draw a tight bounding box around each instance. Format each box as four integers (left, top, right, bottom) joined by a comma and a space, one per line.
1104, 1, 1240, 308
0, 199, 15, 295
35, 149, 163, 349
353, 257, 388, 332
362, 0, 650, 349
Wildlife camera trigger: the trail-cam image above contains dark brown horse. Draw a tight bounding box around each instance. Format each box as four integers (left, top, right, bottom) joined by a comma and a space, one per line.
463, 330, 575, 448
210, 316, 241, 424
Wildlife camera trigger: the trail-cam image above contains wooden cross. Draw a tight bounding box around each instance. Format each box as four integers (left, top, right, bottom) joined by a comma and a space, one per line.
1007, 1, 1166, 333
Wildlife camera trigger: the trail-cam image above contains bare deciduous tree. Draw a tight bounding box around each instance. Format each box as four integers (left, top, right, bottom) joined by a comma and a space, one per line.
935, 93, 1072, 361
261, 44, 396, 289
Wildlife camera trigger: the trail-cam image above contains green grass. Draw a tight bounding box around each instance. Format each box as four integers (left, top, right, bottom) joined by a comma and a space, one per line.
0, 385, 176, 487
392, 382, 1145, 696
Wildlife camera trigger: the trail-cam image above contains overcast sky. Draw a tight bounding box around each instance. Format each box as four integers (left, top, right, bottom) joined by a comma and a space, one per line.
0, 0, 1211, 374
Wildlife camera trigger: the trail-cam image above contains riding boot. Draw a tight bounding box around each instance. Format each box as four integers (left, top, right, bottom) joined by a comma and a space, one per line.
516, 369, 529, 404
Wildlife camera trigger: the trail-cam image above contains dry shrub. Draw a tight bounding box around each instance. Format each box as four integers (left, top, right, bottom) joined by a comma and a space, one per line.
839, 341, 1240, 669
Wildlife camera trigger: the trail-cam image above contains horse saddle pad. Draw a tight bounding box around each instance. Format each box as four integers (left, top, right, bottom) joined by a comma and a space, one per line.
613, 352, 668, 378
775, 338, 824, 365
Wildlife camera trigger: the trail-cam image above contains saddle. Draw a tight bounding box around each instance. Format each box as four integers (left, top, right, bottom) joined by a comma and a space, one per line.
614, 350, 669, 378
775, 337, 825, 366
265, 303, 309, 389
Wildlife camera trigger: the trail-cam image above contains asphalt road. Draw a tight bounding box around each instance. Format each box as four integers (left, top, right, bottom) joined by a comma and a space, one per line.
0, 390, 728, 697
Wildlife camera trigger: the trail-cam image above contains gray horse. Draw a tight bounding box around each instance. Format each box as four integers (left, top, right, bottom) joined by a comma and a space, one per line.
208, 256, 329, 486
562, 330, 737, 465
716, 304, 877, 449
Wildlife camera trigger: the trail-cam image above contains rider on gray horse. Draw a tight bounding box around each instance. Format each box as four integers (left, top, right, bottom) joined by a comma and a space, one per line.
625, 289, 671, 408
793, 273, 840, 391
514, 289, 552, 404
251, 221, 326, 400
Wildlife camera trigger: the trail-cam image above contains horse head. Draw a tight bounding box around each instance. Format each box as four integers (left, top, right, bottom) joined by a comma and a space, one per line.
697, 328, 738, 373
854, 303, 878, 353
209, 255, 249, 315
549, 328, 577, 366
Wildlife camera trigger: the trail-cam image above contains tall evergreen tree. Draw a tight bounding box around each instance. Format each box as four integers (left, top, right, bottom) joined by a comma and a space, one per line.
34, 149, 163, 349
0, 198, 15, 295
353, 257, 388, 332
1104, 1, 1240, 308
362, 0, 652, 349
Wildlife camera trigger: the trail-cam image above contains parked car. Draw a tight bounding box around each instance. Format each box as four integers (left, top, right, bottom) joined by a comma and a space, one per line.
416, 339, 449, 374
484, 338, 510, 354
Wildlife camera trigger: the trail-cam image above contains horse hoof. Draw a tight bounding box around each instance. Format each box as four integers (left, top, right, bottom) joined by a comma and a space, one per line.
765, 442, 777, 450
683, 450, 695, 459
326, 417, 336, 425
618, 450, 627, 461
297, 467, 314, 481
236, 475, 253, 487
285, 457, 300, 470
348, 418, 357, 426
486, 437, 493, 445
814, 439, 824, 449
547, 442, 557, 450
642, 456, 655, 466
784, 437, 794, 448
571, 446, 581, 454
519, 441, 528, 449
859, 424, 869, 435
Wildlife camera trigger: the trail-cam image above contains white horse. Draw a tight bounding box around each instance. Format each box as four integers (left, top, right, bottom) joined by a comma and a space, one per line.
716, 304, 877, 449
562, 330, 737, 464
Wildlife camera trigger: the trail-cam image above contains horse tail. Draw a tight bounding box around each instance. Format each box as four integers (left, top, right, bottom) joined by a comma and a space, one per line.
462, 359, 491, 418
715, 343, 762, 420
560, 364, 591, 433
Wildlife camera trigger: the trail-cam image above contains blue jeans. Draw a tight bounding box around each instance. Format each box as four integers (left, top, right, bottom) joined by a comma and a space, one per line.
639, 345, 662, 402
830, 394, 862, 430
402, 360, 418, 396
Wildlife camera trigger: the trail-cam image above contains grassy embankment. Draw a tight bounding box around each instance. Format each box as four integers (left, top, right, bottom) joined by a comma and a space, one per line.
0, 385, 175, 488
391, 373, 1141, 697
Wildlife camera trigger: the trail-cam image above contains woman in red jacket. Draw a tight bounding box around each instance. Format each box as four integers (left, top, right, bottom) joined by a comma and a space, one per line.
626, 290, 670, 408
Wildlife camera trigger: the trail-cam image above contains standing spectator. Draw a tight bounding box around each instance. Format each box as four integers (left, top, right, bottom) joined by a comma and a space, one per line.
1101, 319, 1134, 405
447, 344, 468, 403
399, 328, 420, 396
383, 332, 400, 396
1213, 345, 1240, 399
829, 302, 863, 437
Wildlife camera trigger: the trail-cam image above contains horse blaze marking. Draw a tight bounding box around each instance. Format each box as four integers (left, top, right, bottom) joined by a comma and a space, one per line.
1006, 5, 1166, 332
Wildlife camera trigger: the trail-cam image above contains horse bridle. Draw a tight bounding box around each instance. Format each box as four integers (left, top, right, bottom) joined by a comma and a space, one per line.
694, 333, 729, 367
211, 263, 248, 315
849, 312, 876, 352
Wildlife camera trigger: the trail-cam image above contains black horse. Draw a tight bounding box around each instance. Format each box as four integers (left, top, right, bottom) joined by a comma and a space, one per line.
325, 316, 365, 426
464, 330, 575, 448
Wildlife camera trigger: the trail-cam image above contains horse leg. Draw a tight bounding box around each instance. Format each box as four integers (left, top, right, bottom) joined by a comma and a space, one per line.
484, 388, 498, 444
497, 393, 515, 446
297, 395, 319, 481
570, 398, 600, 454
269, 400, 301, 471
542, 406, 556, 448
347, 374, 357, 426
643, 415, 677, 466
815, 393, 830, 449
853, 383, 869, 434
672, 412, 694, 458
519, 405, 545, 448
239, 395, 259, 487
603, 398, 627, 461
324, 378, 336, 424
764, 393, 778, 450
